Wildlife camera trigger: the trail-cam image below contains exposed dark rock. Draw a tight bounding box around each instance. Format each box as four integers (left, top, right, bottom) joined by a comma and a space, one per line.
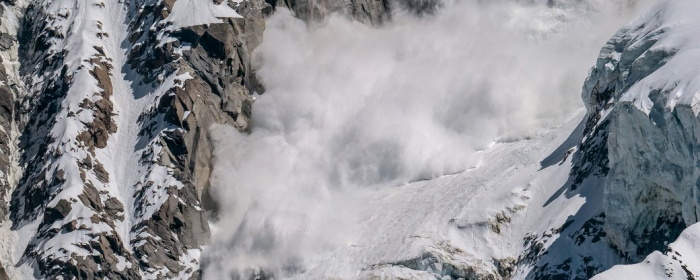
495, 258, 516, 278
272, 0, 441, 24
0, 34, 13, 50
77, 60, 117, 151
0, 266, 8, 280
44, 199, 72, 222
0, 0, 17, 227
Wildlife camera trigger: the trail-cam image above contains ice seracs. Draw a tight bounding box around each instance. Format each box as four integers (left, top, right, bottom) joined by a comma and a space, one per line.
581, 0, 700, 261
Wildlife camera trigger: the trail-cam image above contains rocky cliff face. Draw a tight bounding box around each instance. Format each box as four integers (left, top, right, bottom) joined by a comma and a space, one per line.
271, 0, 439, 23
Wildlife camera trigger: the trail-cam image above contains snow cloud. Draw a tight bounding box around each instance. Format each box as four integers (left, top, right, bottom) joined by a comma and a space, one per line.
202, 0, 655, 278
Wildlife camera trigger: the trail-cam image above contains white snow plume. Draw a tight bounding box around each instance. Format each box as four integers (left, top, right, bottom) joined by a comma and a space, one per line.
202, 0, 656, 278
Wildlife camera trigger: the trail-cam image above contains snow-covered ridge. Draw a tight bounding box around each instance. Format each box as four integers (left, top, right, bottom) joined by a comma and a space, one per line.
583, 0, 700, 116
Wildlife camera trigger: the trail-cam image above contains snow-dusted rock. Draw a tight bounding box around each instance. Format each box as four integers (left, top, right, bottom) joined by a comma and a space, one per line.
0, 0, 269, 278
0, 1, 23, 278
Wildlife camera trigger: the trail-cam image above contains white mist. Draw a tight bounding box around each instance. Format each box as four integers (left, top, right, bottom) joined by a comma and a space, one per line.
202, 1, 655, 278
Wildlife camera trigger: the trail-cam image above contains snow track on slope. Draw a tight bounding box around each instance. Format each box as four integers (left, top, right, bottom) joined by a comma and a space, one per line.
99, 0, 149, 253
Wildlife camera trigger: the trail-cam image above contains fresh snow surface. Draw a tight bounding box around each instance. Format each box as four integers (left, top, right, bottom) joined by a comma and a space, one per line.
166, 0, 241, 30
101, 0, 145, 253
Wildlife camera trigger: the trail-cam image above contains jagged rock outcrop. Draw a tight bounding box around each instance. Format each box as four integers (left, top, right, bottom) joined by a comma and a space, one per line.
122, 0, 275, 274
0, 0, 267, 278
272, 0, 390, 24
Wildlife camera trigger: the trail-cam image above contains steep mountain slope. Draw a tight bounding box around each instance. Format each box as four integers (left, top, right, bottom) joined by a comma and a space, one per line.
0, 0, 21, 224
0, 1, 23, 279
593, 223, 700, 280
1, 0, 700, 279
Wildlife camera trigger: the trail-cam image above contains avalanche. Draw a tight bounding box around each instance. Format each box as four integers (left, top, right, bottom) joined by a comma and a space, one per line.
202, 0, 664, 279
